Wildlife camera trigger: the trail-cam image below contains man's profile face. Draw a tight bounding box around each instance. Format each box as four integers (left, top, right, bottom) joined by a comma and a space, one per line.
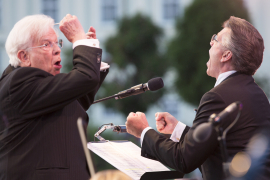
207, 27, 231, 79
28, 27, 62, 76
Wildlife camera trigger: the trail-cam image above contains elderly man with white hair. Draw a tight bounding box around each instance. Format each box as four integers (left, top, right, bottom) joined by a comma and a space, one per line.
0, 14, 109, 180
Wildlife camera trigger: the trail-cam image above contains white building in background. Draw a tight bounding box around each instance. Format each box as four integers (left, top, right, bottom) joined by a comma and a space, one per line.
0, 0, 269, 128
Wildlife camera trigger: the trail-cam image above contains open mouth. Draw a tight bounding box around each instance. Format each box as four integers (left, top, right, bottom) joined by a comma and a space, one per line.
54, 61, 62, 69
55, 61, 61, 65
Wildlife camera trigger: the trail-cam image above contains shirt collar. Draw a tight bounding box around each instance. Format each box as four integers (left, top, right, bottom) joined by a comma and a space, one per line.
214, 70, 237, 87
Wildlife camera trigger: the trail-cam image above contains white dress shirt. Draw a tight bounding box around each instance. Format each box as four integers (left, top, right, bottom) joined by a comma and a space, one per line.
140, 70, 237, 146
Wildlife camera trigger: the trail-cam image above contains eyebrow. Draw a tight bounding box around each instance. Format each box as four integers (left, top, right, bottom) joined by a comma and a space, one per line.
41, 39, 58, 42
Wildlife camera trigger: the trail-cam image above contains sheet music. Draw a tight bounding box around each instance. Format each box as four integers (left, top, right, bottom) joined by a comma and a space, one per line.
87, 141, 170, 180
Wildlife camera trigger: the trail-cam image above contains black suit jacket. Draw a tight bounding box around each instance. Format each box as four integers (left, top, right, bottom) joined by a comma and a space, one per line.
142, 72, 270, 180
0, 46, 108, 180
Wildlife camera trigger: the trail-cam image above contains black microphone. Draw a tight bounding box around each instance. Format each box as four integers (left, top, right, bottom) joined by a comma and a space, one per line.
213, 102, 240, 123
193, 102, 242, 143
115, 77, 164, 100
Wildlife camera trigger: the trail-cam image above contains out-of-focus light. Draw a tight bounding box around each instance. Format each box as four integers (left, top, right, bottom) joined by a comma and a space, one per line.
229, 152, 251, 177
248, 134, 268, 158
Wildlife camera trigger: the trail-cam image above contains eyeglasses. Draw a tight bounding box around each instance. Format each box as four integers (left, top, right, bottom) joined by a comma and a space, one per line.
211, 34, 228, 49
26, 39, 63, 51
211, 34, 222, 45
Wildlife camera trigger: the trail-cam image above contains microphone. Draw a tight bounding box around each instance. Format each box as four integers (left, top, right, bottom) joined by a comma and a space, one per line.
193, 102, 242, 143
115, 77, 164, 100
94, 123, 127, 141
113, 125, 127, 133
213, 102, 241, 123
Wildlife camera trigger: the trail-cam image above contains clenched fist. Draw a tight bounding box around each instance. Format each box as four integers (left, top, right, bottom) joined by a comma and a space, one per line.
155, 112, 178, 134
59, 14, 86, 43
126, 112, 149, 138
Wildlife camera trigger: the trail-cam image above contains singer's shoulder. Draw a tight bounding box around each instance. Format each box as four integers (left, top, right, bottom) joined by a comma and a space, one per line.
196, 91, 226, 120
200, 91, 225, 107
10, 67, 52, 81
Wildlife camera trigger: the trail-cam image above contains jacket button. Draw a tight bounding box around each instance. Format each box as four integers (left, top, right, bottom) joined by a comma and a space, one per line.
97, 53, 101, 63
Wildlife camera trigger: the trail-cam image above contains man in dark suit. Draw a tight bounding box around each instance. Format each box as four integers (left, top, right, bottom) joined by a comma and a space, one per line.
0, 14, 108, 180
125, 16, 270, 179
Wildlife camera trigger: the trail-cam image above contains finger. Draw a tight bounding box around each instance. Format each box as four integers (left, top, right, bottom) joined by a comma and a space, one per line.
155, 112, 167, 121
129, 112, 135, 116
160, 120, 166, 126
136, 111, 143, 116
86, 32, 96, 39
93, 33, 96, 39
90, 27, 96, 39
155, 112, 162, 120
125, 121, 132, 134
156, 121, 163, 128
127, 112, 135, 119
136, 111, 146, 116
156, 120, 165, 127
86, 32, 94, 36
156, 123, 164, 131
89, 26, 96, 33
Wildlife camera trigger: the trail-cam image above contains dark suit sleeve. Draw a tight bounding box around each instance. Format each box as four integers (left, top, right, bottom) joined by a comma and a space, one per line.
77, 70, 109, 110
141, 91, 227, 173
9, 46, 102, 119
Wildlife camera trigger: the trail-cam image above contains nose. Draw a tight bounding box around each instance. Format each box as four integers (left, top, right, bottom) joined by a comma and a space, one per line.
53, 44, 61, 56
210, 41, 214, 47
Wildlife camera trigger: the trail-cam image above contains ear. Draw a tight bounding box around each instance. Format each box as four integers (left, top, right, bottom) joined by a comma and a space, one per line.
221, 50, 232, 63
17, 50, 31, 67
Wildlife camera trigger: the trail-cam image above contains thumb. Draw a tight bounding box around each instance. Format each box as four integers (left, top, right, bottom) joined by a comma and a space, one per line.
155, 112, 160, 120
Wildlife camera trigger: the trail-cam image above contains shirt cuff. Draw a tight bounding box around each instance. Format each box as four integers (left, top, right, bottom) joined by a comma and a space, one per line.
170, 121, 186, 142
73, 39, 100, 49
73, 39, 110, 71
100, 62, 110, 71
140, 127, 152, 147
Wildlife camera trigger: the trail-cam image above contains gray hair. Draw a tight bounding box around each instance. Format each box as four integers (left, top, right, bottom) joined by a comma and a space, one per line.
5, 14, 56, 67
222, 16, 264, 75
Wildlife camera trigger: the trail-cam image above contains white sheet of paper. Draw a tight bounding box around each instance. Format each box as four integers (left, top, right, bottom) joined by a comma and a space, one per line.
87, 141, 170, 180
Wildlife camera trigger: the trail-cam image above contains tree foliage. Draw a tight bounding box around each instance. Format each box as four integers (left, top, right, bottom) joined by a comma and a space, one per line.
167, 0, 250, 105
97, 14, 167, 115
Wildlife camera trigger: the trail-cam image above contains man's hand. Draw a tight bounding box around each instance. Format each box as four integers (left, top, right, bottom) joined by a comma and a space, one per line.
126, 112, 149, 138
155, 112, 178, 134
86, 26, 97, 39
59, 14, 86, 43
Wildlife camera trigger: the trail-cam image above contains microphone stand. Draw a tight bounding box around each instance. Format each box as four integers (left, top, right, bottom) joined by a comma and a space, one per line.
215, 125, 230, 178
209, 104, 242, 179
93, 94, 120, 104
208, 114, 230, 178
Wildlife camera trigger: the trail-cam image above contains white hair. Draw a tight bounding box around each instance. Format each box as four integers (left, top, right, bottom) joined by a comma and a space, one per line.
5, 14, 56, 67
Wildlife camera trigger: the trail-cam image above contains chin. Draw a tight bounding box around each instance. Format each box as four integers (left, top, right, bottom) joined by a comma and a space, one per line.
51, 70, 60, 76
54, 71, 60, 76
206, 69, 213, 77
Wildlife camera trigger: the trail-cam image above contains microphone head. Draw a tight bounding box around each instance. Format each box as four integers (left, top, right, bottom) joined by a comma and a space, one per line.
148, 77, 164, 91
193, 123, 213, 143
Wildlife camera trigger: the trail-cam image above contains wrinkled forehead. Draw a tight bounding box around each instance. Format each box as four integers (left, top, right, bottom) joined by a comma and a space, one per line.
33, 27, 58, 44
